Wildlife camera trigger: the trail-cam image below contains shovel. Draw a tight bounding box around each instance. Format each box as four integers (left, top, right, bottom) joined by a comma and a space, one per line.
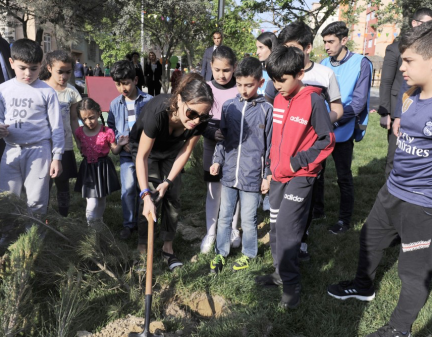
130, 180, 164, 337
129, 177, 163, 337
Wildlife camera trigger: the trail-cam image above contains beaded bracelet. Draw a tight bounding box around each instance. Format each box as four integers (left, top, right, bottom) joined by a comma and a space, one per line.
140, 191, 151, 200
139, 188, 150, 199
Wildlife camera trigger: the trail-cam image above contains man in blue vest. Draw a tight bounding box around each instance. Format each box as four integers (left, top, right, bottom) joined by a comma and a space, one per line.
318, 21, 372, 234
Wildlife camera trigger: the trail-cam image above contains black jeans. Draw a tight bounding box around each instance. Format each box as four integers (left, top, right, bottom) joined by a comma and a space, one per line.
354, 184, 432, 332
138, 156, 181, 244
314, 139, 354, 225
269, 177, 315, 285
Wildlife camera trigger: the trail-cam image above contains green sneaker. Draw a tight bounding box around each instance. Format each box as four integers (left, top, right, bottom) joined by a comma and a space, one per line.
232, 255, 250, 272
210, 254, 225, 274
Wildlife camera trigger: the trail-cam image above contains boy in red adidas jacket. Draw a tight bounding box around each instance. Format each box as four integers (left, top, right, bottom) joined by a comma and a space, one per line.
255, 46, 335, 309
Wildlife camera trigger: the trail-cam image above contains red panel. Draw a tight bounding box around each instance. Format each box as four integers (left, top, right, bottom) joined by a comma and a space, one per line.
86, 76, 119, 112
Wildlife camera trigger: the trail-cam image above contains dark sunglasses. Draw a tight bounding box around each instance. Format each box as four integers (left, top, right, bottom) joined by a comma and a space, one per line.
184, 102, 212, 122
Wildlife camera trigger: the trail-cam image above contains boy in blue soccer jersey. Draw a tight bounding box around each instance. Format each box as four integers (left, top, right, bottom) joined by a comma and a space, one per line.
327, 22, 432, 337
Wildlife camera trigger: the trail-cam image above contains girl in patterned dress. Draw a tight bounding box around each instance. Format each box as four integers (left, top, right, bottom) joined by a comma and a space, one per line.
74, 98, 126, 226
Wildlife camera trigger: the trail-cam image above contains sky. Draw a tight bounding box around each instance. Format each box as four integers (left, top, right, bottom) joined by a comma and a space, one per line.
233, 0, 316, 34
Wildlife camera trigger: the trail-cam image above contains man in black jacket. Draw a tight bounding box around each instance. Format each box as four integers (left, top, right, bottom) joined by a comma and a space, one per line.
0, 33, 15, 161
94, 63, 104, 76
378, 7, 432, 178
200, 31, 222, 81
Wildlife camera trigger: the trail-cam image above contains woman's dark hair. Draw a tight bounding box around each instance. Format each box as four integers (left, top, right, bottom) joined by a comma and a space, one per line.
77, 97, 105, 126
278, 21, 313, 49
39, 50, 74, 80
321, 21, 349, 40
131, 51, 140, 58
211, 45, 237, 67
234, 57, 262, 80
266, 45, 304, 81
257, 32, 278, 51
399, 20, 432, 59
169, 73, 214, 114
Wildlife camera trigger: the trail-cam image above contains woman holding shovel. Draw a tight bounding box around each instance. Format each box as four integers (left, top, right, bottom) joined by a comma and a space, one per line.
131, 73, 214, 271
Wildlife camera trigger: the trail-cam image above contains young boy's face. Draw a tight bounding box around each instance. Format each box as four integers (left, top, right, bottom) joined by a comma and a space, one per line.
10, 59, 41, 85
273, 72, 304, 98
400, 47, 432, 88
115, 78, 138, 100
236, 76, 264, 100
284, 41, 312, 66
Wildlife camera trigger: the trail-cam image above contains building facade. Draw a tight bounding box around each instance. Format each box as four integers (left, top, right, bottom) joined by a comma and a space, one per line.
340, 0, 400, 57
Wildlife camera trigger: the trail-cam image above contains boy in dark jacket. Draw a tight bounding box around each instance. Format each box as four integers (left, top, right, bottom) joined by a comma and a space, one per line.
255, 46, 335, 309
209, 57, 273, 273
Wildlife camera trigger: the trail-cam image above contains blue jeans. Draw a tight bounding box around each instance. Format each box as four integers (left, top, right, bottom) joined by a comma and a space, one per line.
120, 156, 140, 229
216, 185, 260, 258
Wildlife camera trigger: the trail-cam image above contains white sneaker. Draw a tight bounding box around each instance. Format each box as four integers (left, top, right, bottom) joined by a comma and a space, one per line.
230, 229, 241, 248
200, 234, 216, 254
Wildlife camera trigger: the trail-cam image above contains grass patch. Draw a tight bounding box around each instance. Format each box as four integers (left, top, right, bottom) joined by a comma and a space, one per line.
1, 112, 432, 336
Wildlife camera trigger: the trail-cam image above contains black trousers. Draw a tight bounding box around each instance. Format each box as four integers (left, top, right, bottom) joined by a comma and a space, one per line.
147, 80, 161, 96
385, 121, 398, 179
314, 139, 354, 225
301, 169, 324, 243
354, 184, 432, 332
269, 176, 315, 285
138, 156, 181, 244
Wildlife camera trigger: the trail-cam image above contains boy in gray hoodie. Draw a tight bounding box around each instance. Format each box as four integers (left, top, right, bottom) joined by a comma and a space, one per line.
0, 39, 64, 216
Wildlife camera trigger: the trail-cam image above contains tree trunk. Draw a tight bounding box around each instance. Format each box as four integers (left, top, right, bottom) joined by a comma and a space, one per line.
183, 46, 193, 73
161, 55, 170, 94
20, 18, 28, 39
35, 28, 44, 46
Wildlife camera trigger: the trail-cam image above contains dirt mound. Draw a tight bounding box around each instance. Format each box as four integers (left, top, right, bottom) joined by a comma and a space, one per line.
77, 316, 168, 337
77, 291, 229, 336
176, 221, 206, 242
183, 292, 229, 318
257, 221, 270, 245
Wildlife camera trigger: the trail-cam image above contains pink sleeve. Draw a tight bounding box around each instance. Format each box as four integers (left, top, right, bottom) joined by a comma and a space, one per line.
106, 128, 115, 143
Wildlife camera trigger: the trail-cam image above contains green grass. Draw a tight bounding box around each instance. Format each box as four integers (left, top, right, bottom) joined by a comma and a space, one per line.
3, 112, 432, 336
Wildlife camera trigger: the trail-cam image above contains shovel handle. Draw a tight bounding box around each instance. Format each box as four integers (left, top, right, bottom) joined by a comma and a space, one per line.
145, 213, 154, 296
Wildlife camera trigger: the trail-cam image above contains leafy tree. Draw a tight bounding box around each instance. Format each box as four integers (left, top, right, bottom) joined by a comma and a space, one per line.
367, 0, 432, 32
241, 0, 351, 37
182, 0, 259, 69
0, 0, 123, 46
84, 17, 141, 67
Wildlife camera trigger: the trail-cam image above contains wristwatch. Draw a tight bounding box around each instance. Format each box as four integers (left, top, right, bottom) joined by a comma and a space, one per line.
163, 178, 173, 188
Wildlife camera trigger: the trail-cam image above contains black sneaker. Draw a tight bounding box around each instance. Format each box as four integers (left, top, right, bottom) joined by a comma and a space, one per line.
298, 249, 310, 262
210, 254, 225, 274
255, 271, 283, 286
328, 220, 350, 234
366, 324, 411, 337
280, 283, 301, 309
162, 251, 183, 271
119, 227, 133, 240
327, 280, 375, 301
